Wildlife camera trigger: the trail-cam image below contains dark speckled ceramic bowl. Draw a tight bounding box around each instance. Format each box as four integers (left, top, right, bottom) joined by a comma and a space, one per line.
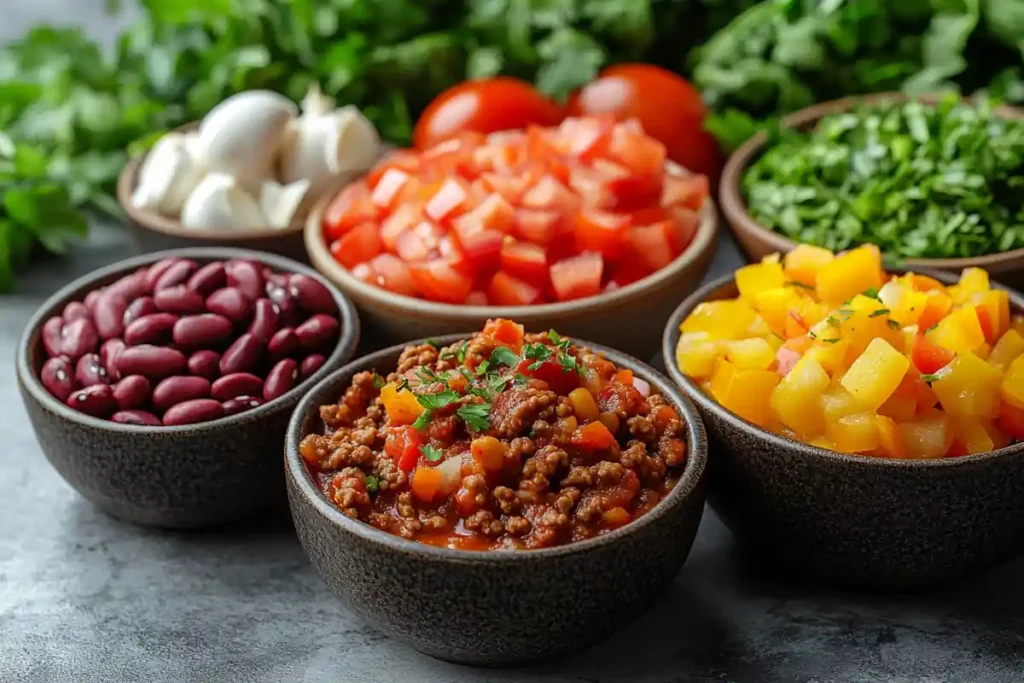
285, 334, 708, 666
17, 248, 360, 528
663, 270, 1024, 588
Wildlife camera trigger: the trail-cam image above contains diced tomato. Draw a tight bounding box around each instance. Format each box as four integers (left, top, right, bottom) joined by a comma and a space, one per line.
516, 358, 581, 395
608, 261, 652, 288
775, 346, 802, 376
322, 182, 379, 241
608, 125, 667, 178
500, 240, 548, 283
976, 305, 996, 343
368, 254, 418, 297
668, 207, 700, 253
568, 164, 615, 210
917, 293, 953, 331
365, 150, 420, 189
946, 438, 969, 458
911, 334, 955, 375
395, 221, 444, 262
482, 318, 525, 352
370, 168, 412, 208
563, 116, 614, 160
521, 175, 578, 213
466, 291, 489, 305
474, 193, 517, 233
998, 402, 1024, 440
661, 173, 709, 211
480, 172, 529, 204
419, 135, 481, 180
514, 209, 564, 246
526, 125, 568, 161
592, 158, 659, 209
473, 142, 523, 174
385, 426, 422, 472
615, 369, 633, 385
379, 203, 423, 251
550, 252, 603, 302
330, 222, 381, 269
574, 210, 630, 257
452, 219, 504, 272
629, 206, 671, 225
624, 221, 675, 271
488, 271, 543, 306
571, 421, 616, 449
408, 259, 474, 304
351, 262, 374, 284
425, 179, 469, 222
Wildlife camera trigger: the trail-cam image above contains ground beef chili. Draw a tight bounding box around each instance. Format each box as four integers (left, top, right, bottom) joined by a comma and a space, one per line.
299, 318, 687, 550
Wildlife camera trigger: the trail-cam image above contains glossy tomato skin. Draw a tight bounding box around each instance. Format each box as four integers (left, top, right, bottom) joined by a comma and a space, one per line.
414, 78, 564, 150
566, 64, 721, 178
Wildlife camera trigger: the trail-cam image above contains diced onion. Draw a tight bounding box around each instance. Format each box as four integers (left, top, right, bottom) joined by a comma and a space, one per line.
632, 376, 651, 397
436, 455, 464, 496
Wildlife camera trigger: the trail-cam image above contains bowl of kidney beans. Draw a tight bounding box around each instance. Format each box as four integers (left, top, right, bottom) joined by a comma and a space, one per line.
17, 248, 360, 528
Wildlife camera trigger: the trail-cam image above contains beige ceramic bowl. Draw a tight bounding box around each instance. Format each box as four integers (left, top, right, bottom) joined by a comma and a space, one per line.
721, 93, 1024, 289
304, 187, 719, 357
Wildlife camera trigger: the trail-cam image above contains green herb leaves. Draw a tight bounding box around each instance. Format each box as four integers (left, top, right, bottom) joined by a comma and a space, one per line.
420, 444, 443, 462
489, 347, 520, 368
456, 403, 491, 432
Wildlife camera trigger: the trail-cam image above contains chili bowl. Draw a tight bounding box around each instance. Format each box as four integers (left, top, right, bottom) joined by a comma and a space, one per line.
304, 190, 718, 359
284, 333, 708, 666
662, 270, 1024, 588
17, 247, 360, 528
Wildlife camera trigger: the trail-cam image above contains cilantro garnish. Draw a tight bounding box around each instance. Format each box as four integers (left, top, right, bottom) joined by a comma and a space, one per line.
489, 347, 520, 368
825, 316, 840, 327
457, 403, 491, 432
371, 373, 386, 389
920, 372, 942, 383
863, 287, 881, 300
886, 319, 901, 329
522, 341, 553, 370
475, 360, 490, 375
820, 338, 840, 344
512, 373, 530, 386
364, 475, 380, 494
868, 309, 891, 318
440, 341, 469, 363
808, 330, 817, 339
420, 444, 443, 462
397, 377, 410, 392
416, 367, 445, 385
416, 390, 459, 411
426, 338, 441, 349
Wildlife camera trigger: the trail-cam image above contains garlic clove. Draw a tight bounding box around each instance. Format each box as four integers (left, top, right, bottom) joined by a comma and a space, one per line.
180, 173, 265, 231
259, 178, 311, 229
301, 82, 335, 118
330, 106, 381, 175
132, 132, 205, 216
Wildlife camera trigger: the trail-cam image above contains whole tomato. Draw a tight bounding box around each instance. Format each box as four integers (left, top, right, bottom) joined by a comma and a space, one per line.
566, 64, 721, 178
413, 77, 563, 149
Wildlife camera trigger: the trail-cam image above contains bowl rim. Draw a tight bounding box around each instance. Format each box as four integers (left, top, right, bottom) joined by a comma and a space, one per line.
304, 185, 719, 320
284, 332, 708, 564
17, 246, 361, 434
661, 266, 1024, 469
720, 91, 1024, 271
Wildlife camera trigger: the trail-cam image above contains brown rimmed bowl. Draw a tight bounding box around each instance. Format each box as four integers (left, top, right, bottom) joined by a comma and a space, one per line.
16, 247, 360, 528
304, 189, 719, 358
721, 92, 1024, 289
662, 269, 1024, 588
284, 333, 708, 665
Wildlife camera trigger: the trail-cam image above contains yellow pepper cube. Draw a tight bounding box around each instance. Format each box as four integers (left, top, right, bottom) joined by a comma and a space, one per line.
726, 338, 776, 370
709, 360, 779, 427
380, 383, 425, 425
682, 300, 758, 340
784, 244, 834, 286
805, 338, 849, 374
753, 287, 802, 333
972, 289, 1010, 340
954, 419, 995, 455
820, 388, 863, 424
838, 307, 904, 362
958, 267, 989, 296
815, 245, 883, 306
932, 352, 1002, 418
828, 412, 880, 453
899, 416, 950, 459
1012, 315, 1024, 338
676, 332, 724, 380
989, 329, 1024, 370
875, 415, 906, 457
840, 338, 910, 411
735, 261, 785, 301
770, 355, 830, 436
926, 306, 985, 354
1001, 355, 1024, 409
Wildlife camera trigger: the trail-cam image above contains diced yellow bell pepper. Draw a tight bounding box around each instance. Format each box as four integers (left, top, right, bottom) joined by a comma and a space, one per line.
753, 287, 802, 333
784, 244, 835, 286
805, 338, 849, 374
380, 382, 425, 425
976, 343, 992, 360
989, 329, 1024, 370
932, 352, 1002, 418
1000, 355, 1024, 409
735, 261, 785, 301
1012, 314, 1024, 338
828, 412, 879, 453
838, 306, 904, 362
676, 332, 724, 380
840, 338, 910, 411
726, 338, 776, 370
815, 245, 883, 306
875, 415, 906, 457
682, 300, 758, 340
807, 436, 836, 451
926, 305, 985, 354
972, 289, 1010, 341
879, 280, 929, 327
820, 388, 863, 423
954, 419, 995, 455
709, 359, 780, 427
899, 412, 950, 459
958, 267, 989, 297
770, 355, 830, 436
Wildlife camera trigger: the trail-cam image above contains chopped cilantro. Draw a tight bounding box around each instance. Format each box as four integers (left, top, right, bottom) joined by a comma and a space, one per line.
512, 373, 530, 386
426, 338, 441, 349
920, 372, 942, 383
371, 373, 386, 389
397, 377, 410, 392
868, 309, 891, 318
364, 475, 380, 494
459, 367, 475, 384
416, 367, 445, 385
475, 360, 490, 375
457, 403, 491, 432
863, 287, 881, 300
771, 331, 785, 341
440, 341, 470, 363
820, 337, 840, 344
808, 330, 817, 339
416, 390, 459, 411
825, 316, 840, 327
420, 444, 443, 462
489, 347, 520, 368
412, 410, 432, 431
886, 319, 901, 329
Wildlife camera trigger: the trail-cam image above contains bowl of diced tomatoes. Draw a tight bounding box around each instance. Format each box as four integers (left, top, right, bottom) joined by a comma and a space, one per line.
304, 117, 718, 357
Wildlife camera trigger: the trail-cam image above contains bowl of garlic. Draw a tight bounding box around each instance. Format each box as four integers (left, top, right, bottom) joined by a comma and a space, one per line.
117, 86, 381, 262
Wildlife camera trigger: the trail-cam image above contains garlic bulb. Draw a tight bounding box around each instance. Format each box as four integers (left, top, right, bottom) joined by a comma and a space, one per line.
259, 179, 311, 230
180, 173, 265, 231
131, 132, 204, 216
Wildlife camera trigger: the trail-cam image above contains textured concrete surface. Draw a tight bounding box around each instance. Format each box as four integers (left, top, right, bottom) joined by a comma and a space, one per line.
3, 3, 1024, 682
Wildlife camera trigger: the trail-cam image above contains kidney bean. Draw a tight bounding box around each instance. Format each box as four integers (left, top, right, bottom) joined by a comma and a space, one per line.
296, 314, 339, 352
264, 359, 299, 402
143, 259, 179, 292
300, 353, 326, 379
66, 384, 117, 418
267, 328, 298, 361
154, 285, 206, 315
63, 301, 90, 323
41, 356, 76, 402
84, 290, 103, 314
152, 376, 212, 413
288, 274, 336, 314
211, 372, 264, 401
107, 271, 148, 302
187, 262, 226, 295
219, 333, 264, 375
153, 259, 198, 291
42, 316, 65, 357
124, 313, 179, 346
163, 399, 224, 426
113, 375, 152, 410
94, 291, 129, 340
60, 318, 100, 360
123, 297, 158, 327
222, 395, 263, 416
100, 339, 126, 381
116, 345, 186, 380
75, 353, 110, 386
187, 350, 221, 379
248, 299, 279, 342
263, 269, 288, 291
225, 260, 264, 300
206, 287, 252, 323
173, 314, 232, 349
111, 410, 162, 426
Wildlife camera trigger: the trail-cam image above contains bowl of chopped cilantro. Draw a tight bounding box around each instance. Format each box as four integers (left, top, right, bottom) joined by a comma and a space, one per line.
721, 93, 1024, 287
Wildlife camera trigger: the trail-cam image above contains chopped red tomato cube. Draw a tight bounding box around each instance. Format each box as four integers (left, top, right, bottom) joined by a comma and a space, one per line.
668, 207, 701, 253
911, 334, 956, 375
571, 421, 616, 449
574, 210, 630, 257
330, 223, 382, 269
322, 182, 379, 241
500, 241, 548, 283
408, 259, 474, 303
379, 203, 423, 251
487, 271, 543, 306
466, 291, 489, 305
351, 262, 374, 284
514, 209, 564, 246
608, 261, 652, 288
625, 220, 677, 271
521, 175, 578, 213
568, 165, 614, 210
368, 254, 418, 297
564, 116, 614, 160
385, 426, 422, 472
371, 168, 412, 208
452, 217, 504, 272
661, 174, 709, 211
365, 150, 419, 189
425, 179, 469, 222
482, 318, 525, 351
395, 221, 444, 262
516, 358, 581, 395
480, 172, 529, 204
608, 126, 667, 178
550, 253, 603, 302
